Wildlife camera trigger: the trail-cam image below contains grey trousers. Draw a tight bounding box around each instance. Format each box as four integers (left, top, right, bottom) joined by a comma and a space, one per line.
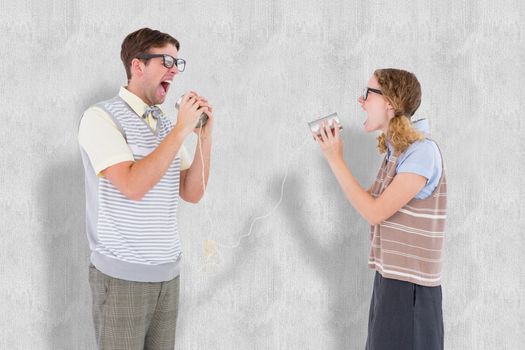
88, 264, 180, 350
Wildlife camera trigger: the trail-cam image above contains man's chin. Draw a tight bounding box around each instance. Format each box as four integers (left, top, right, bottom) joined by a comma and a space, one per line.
154, 95, 167, 105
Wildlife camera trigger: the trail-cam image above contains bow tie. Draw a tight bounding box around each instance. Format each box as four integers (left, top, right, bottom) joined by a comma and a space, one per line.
142, 106, 163, 120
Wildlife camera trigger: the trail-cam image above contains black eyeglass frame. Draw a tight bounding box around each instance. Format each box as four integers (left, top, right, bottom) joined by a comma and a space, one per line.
362, 87, 383, 101
137, 54, 186, 72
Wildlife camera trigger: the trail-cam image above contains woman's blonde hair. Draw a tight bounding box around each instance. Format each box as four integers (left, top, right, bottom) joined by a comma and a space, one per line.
374, 69, 424, 155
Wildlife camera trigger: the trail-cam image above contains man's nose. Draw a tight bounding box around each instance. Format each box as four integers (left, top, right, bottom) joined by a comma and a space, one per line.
169, 65, 178, 75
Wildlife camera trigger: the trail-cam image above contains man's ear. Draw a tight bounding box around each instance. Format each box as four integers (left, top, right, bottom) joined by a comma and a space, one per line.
130, 58, 145, 78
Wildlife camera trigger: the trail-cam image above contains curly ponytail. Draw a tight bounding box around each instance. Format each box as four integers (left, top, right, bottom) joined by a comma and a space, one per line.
374, 69, 424, 155
377, 115, 424, 154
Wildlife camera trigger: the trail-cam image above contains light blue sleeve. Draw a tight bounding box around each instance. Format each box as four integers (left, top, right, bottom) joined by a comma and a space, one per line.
395, 139, 443, 200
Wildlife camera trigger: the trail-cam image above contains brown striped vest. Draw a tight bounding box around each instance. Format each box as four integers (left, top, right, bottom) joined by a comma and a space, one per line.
368, 142, 447, 287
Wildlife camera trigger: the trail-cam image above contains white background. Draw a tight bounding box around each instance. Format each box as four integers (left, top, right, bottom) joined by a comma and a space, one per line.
0, 1, 523, 349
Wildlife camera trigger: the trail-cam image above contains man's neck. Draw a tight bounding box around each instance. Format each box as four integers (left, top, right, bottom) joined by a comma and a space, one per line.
126, 82, 151, 106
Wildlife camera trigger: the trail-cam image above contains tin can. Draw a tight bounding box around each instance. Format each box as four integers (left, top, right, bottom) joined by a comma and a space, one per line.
175, 95, 209, 128
308, 112, 342, 137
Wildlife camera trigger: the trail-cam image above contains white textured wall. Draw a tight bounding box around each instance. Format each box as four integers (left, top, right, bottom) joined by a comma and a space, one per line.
1, 1, 523, 349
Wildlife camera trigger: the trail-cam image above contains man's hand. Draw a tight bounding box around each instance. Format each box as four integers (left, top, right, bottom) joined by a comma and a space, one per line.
193, 96, 214, 138
174, 91, 209, 137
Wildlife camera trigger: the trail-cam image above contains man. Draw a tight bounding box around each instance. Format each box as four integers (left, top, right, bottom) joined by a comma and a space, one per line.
78, 27, 213, 349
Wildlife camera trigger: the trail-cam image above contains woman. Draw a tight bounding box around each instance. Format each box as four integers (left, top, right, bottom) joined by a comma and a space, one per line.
314, 68, 446, 350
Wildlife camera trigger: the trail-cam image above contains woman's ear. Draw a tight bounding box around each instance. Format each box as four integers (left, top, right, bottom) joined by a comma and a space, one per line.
385, 101, 396, 120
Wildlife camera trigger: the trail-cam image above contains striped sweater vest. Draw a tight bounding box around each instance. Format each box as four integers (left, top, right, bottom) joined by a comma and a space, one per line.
80, 96, 182, 282
368, 142, 447, 287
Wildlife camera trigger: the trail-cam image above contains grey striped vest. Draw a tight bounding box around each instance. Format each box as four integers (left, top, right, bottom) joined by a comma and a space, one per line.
80, 96, 182, 282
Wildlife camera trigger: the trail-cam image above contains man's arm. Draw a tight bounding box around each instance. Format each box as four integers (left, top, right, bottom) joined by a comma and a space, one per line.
179, 132, 212, 203
104, 94, 208, 201
179, 103, 214, 203
103, 131, 186, 200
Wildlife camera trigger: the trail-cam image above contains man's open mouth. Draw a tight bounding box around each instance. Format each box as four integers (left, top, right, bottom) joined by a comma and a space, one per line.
160, 79, 172, 94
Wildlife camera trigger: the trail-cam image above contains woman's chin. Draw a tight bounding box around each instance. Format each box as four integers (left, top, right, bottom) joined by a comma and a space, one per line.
363, 120, 373, 133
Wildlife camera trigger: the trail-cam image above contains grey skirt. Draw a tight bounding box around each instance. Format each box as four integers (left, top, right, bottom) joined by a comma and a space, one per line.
366, 272, 444, 350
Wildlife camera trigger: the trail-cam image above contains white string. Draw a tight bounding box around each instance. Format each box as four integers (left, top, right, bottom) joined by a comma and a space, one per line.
216, 138, 309, 249
196, 126, 226, 270
195, 125, 309, 271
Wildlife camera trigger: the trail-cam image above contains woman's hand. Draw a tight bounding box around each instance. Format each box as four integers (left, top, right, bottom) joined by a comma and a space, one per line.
313, 120, 344, 163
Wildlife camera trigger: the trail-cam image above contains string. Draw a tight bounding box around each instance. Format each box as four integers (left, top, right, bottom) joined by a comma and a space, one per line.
195, 125, 310, 271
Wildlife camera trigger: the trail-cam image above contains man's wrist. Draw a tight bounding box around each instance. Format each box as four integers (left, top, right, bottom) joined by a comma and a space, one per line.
168, 126, 187, 145
198, 131, 212, 143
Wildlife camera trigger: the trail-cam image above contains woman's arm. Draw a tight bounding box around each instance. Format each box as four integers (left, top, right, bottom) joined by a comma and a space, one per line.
315, 122, 426, 225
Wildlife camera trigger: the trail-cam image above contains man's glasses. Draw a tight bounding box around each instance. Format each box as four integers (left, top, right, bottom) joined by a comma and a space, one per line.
137, 54, 186, 72
362, 87, 383, 101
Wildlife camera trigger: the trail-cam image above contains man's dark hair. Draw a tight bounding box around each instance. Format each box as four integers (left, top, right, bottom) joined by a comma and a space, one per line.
121, 28, 180, 81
